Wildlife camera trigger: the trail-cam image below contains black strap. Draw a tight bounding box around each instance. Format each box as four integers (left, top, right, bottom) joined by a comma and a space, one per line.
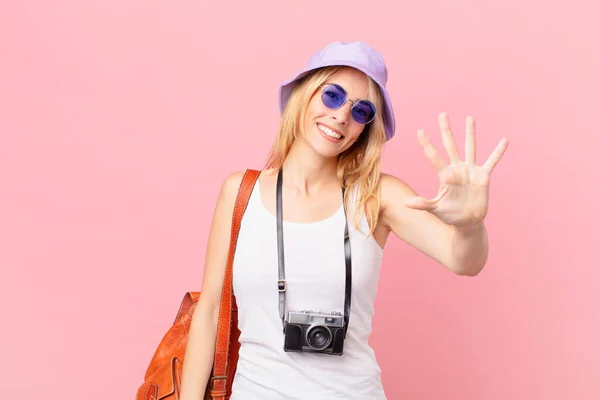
276, 168, 353, 335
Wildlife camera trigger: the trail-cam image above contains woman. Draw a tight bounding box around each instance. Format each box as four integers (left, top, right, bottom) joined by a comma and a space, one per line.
180, 41, 508, 399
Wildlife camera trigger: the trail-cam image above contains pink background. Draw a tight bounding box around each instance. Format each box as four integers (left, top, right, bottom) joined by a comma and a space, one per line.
1, 1, 598, 399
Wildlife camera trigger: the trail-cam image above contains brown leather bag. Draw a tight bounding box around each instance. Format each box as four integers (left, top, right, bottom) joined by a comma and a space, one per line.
136, 169, 260, 400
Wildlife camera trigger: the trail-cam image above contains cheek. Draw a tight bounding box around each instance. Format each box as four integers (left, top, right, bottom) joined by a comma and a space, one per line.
303, 100, 327, 131
307, 96, 326, 116
302, 102, 321, 134
347, 123, 366, 140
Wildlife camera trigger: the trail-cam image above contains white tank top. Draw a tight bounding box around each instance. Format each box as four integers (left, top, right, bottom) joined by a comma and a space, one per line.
230, 180, 387, 400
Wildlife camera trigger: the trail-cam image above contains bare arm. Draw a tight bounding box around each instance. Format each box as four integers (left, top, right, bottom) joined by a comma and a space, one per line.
179, 171, 245, 400
379, 114, 507, 276
379, 173, 488, 276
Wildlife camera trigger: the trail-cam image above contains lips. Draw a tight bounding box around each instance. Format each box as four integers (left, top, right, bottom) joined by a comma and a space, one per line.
317, 123, 344, 140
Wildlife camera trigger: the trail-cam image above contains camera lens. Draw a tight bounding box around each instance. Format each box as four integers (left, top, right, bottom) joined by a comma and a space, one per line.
306, 325, 332, 351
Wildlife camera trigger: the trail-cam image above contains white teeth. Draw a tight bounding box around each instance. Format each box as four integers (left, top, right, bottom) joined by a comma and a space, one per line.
318, 124, 342, 140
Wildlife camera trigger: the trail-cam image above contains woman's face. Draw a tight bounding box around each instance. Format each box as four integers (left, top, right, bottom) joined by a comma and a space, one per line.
301, 67, 372, 158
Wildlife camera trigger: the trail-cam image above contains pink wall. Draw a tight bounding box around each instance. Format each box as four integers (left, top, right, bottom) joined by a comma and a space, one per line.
1, 1, 598, 399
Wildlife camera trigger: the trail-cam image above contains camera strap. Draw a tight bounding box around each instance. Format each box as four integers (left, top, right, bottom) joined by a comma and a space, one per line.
276, 167, 353, 336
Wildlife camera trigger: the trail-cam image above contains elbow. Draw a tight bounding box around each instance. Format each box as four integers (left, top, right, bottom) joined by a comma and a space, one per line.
455, 265, 484, 277
191, 294, 221, 330
449, 257, 488, 277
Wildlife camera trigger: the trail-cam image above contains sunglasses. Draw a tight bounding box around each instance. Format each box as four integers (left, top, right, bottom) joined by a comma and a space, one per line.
319, 83, 376, 125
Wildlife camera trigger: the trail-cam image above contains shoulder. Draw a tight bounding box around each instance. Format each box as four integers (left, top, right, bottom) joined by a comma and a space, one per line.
216, 169, 256, 208
221, 170, 247, 193
379, 173, 418, 207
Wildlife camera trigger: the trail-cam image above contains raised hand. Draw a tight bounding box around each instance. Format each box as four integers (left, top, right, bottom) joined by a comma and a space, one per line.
403, 113, 509, 227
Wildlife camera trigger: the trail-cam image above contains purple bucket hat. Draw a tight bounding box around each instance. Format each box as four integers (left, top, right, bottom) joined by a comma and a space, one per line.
278, 41, 396, 141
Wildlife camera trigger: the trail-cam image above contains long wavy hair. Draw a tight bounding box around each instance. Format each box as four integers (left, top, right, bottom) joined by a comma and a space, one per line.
264, 66, 387, 235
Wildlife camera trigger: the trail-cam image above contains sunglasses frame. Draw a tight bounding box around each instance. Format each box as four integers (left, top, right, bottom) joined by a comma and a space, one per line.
319, 83, 376, 125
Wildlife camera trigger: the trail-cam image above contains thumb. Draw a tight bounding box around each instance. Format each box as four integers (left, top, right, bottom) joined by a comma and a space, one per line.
404, 186, 448, 210
404, 196, 434, 210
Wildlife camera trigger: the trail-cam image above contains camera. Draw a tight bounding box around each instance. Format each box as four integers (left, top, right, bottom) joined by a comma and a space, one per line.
283, 310, 346, 355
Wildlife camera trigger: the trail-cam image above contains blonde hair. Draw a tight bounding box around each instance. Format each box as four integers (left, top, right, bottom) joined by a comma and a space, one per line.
264, 66, 387, 235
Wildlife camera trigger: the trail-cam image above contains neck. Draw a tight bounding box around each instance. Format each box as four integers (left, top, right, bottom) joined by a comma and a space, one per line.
281, 139, 339, 196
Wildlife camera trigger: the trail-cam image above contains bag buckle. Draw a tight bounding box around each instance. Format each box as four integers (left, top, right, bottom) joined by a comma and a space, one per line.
210, 375, 228, 389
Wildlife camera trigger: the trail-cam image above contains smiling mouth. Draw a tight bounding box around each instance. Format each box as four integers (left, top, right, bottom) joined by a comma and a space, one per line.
317, 123, 344, 140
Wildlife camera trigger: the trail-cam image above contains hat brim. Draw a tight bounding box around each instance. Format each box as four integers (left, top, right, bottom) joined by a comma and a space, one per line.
278, 60, 396, 141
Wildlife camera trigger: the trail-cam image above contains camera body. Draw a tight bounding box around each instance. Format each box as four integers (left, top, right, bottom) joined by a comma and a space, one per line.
283, 310, 346, 355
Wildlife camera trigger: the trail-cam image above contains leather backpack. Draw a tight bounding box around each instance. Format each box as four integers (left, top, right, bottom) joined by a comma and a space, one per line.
136, 169, 260, 400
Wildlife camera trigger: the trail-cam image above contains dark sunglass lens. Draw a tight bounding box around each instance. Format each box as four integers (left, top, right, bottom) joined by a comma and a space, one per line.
352, 100, 376, 124
321, 84, 346, 109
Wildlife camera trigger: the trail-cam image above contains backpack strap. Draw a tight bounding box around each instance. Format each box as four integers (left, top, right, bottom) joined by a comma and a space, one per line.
209, 169, 260, 399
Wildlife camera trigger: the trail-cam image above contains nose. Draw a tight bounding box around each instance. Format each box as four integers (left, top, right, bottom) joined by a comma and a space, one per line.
330, 102, 352, 125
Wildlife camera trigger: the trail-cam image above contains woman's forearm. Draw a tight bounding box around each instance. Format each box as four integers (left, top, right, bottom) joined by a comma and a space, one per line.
180, 299, 219, 400
448, 221, 489, 276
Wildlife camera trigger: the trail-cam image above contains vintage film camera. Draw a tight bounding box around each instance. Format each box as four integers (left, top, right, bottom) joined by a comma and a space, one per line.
283, 310, 346, 355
